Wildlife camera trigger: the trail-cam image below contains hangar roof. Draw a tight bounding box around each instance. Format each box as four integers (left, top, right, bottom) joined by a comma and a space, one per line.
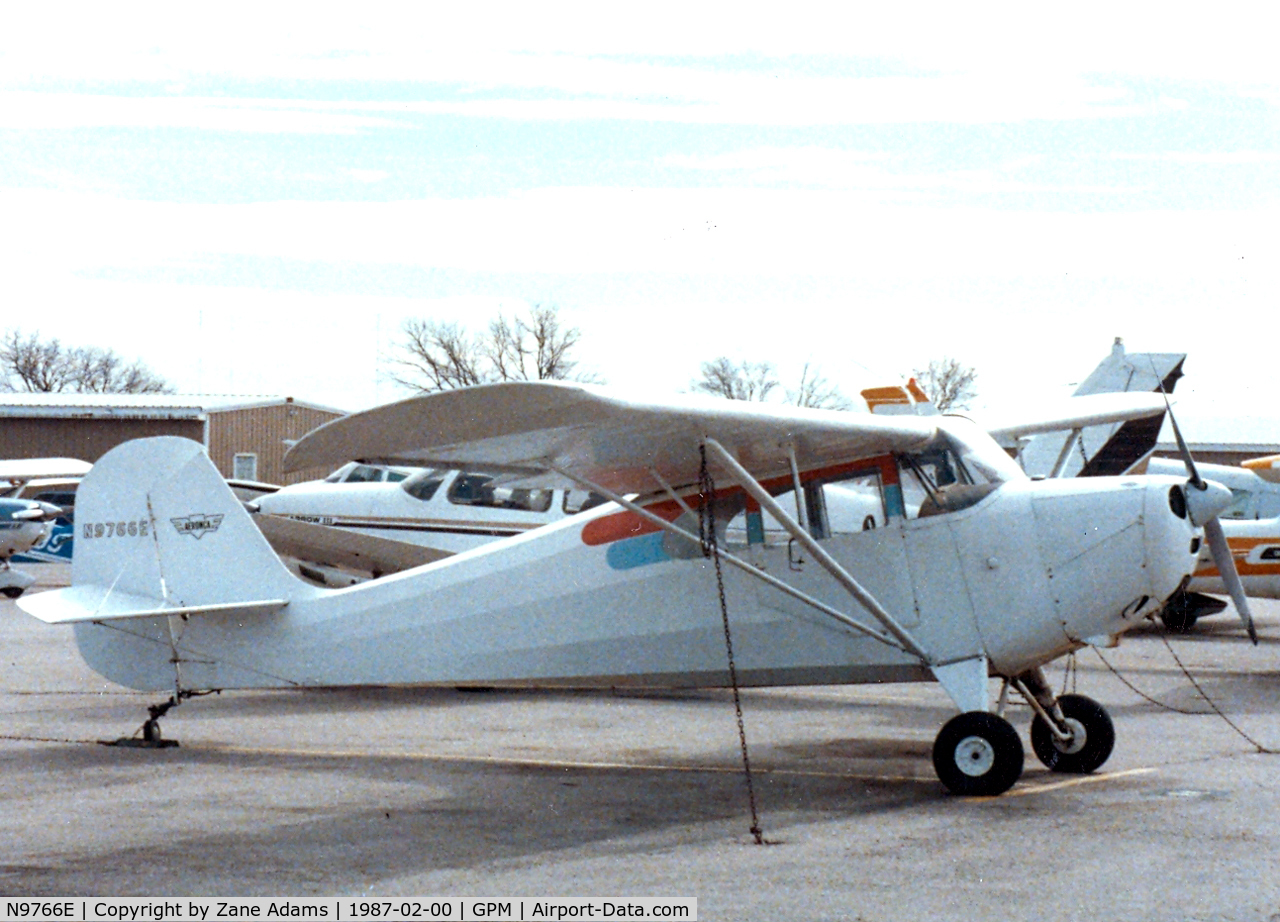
0, 393, 347, 420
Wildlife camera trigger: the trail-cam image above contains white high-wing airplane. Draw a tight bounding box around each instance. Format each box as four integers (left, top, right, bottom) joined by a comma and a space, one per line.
256, 342, 1183, 587
18, 382, 1246, 796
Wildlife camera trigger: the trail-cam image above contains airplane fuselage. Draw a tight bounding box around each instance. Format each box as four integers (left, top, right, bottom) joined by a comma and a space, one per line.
68, 472, 1198, 694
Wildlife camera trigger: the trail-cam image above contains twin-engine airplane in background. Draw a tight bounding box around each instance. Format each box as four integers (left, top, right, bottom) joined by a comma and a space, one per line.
18, 383, 1250, 796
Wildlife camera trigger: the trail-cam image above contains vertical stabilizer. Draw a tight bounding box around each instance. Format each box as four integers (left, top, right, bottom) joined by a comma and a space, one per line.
1019, 339, 1186, 478
20, 437, 297, 623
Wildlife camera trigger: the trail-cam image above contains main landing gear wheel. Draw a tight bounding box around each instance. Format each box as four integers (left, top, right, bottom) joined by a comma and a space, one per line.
932, 711, 1024, 796
1, 586, 24, 599
1030, 693, 1115, 774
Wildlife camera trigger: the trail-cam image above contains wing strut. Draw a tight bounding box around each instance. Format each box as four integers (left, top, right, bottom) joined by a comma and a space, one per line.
546, 463, 910, 653
1048, 427, 1083, 478
786, 443, 810, 534
702, 438, 935, 665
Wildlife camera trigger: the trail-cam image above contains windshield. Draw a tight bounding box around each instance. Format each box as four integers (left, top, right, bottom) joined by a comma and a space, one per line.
936, 417, 1027, 484
895, 418, 1024, 518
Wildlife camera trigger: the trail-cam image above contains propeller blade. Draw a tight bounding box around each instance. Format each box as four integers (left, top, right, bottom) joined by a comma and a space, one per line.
1203, 517, 1259, 645
1166, 402, 1205, 491
1153, 375, 1257, 643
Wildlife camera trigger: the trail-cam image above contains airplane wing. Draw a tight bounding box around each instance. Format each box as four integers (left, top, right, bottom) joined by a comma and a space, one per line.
253, 513, 453, 576
284, 382, 939, 493
0, 457, 91, 484
982, 392, 1169, 440
1242, 454, 1280, 484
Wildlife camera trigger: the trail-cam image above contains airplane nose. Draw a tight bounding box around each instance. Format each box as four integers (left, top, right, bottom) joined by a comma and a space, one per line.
1182, 479, 1232, 527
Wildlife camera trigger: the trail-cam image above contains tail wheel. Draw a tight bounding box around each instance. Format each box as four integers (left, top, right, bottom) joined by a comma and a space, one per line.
1030, 693, 1115, 774
932, 711, 1024, 796
142, 719, 162, 743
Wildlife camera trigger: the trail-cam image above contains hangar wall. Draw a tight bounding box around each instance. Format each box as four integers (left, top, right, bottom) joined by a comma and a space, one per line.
1, 395, 346, 486
0, 417, 205, 464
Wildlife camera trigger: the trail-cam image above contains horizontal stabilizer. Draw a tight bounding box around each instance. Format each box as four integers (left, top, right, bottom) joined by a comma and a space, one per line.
985, 393, 1168, 440
20, 584, 287, 624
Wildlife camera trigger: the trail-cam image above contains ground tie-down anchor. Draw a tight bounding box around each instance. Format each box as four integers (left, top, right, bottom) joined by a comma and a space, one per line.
100, 689, 217, 749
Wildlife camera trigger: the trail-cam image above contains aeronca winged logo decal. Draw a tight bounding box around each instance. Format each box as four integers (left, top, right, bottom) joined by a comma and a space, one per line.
170, 513, 225, 540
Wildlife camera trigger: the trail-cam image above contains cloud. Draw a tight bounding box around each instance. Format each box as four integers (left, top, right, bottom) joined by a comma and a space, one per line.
0, 92, 404, 133
3, 185, 1274, 286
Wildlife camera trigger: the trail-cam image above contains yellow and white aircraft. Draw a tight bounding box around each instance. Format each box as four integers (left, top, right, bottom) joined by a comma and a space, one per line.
1242, 454, 1280, 483
1144, 456, 1280, 630
18, 383, 1248, 796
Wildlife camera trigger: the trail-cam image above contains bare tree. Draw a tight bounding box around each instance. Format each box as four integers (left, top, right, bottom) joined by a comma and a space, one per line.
912, 357, 978, 412
787, 361, 853, 411
486, 304, 584, 382
691, 357, 780, 401
387, 304, 596, 393
0, 329, 173, 394
388, 319, 488, 392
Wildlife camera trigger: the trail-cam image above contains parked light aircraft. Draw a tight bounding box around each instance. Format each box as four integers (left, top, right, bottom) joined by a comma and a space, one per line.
252, 465, 605, 586
19, 382, 1252, 796
1141, 456, 1280, 630
255, 343, 1183, 586
0, 459, 85, 596
1242, 454, 1280, 483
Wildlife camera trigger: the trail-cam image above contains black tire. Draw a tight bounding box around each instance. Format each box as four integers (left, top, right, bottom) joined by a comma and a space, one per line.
1, 586, 24, 599
1030, 693, 1115, 774
1160, 604, 1198, 633
142, 719, 162, 743
932, 711, 1024, 796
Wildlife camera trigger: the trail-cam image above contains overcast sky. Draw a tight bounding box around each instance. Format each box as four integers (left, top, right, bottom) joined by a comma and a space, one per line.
2, 6, 1277, 441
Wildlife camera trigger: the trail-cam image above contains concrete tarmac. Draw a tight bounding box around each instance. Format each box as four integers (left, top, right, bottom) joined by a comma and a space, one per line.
3, 564, 1280, 920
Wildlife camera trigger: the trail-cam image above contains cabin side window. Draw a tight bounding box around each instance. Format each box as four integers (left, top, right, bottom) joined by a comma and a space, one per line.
819, 470, 887, 535
563, 489, 608, 514
447, 473, 554, 513
342, 464, 385, 483
728, 463, 889, 544
401, 469, 449, 502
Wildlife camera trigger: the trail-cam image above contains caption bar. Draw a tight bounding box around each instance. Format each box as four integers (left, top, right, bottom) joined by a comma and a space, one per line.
1, 900, 696, 922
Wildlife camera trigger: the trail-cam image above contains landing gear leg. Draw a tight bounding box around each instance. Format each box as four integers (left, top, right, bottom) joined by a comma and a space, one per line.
103, 695, 182, 749
103, 690, 220, 749
1015, 667, 1115, 774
